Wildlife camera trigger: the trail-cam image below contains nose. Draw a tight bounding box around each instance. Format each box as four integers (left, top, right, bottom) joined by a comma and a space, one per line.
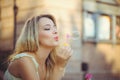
52, 28, 57, 34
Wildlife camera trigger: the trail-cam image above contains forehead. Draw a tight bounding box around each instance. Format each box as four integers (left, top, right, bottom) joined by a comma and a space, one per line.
38, 17, 54, 26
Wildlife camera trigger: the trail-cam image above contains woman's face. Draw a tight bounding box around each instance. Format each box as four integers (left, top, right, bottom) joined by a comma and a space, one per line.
38, 17, 59, 48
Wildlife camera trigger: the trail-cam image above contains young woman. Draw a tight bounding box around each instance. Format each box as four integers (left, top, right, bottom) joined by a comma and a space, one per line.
4, 14, 72, 80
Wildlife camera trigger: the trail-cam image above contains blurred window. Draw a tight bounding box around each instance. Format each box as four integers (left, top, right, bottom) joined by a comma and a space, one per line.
97, 14, 111, 40
83, 11, 112, 42
116, 16, 120, 40
83, 11, 96, 41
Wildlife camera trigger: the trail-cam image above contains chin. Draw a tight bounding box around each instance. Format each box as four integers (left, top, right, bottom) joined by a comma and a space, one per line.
46, 43, 58, 48
52, 44, 59, 47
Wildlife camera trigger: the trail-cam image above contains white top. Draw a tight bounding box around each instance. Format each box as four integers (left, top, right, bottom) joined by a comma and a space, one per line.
4, 53, 39, 80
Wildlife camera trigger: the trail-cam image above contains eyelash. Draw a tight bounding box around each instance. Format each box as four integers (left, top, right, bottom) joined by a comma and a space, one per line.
44, 28, 50, 30
44, 27, 57, 30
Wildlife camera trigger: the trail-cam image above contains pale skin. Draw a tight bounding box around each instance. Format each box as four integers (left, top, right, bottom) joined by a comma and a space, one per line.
7, 17, 72, 80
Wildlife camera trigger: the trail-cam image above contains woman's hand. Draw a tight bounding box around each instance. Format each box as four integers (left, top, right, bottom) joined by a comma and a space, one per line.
55, 45, 73, 67
51, 44, 73, 80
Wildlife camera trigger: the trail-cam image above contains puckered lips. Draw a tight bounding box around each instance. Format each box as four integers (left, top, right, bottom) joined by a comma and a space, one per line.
54, 36, 58, 41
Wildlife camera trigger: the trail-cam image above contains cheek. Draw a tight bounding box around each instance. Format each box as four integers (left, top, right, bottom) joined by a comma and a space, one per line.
39, 32, 52, 42
39, 32, 49, 38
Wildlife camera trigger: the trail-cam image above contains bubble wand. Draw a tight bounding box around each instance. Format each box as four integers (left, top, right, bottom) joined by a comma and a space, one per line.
63, 33, 71, 46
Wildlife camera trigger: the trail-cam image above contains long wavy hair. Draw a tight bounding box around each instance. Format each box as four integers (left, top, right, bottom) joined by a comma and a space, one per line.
8, 14, 58, 80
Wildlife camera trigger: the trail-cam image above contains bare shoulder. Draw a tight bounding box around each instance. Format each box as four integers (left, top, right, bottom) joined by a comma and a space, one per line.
17, 56, 34, 65
19, 56, 39, 79
16, 56, 37, 73
8, 56, 36, 77
9, 56, 39, 80
12, 53, 36, 69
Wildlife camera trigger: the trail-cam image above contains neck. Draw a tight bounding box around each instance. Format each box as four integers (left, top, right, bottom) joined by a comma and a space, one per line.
36, 46, 53, 64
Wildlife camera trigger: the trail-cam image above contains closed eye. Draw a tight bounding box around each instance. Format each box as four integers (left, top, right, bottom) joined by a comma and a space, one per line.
44, 28, 50, 30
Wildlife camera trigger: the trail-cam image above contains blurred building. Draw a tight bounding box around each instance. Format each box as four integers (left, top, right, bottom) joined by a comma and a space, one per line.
82, 0, 120, 80
0, 0, 120, 80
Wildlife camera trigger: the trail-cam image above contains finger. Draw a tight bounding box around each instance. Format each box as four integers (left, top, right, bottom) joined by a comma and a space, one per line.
67, 49, 73, 59
63, 47, 72, 59
64, 47, 70, 57
57, 47, 67, 59
66, 47, 72, 56
58, 48, 68, 59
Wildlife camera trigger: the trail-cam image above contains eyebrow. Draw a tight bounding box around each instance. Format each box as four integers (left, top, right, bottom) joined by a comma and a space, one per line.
44, 24, 51, 26
43, 24, 56, 27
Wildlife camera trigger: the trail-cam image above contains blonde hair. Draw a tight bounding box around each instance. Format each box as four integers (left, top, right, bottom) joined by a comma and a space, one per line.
8, 14, 58, 80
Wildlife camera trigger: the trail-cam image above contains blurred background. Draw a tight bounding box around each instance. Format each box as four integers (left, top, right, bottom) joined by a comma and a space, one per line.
0, 0, 120, 80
